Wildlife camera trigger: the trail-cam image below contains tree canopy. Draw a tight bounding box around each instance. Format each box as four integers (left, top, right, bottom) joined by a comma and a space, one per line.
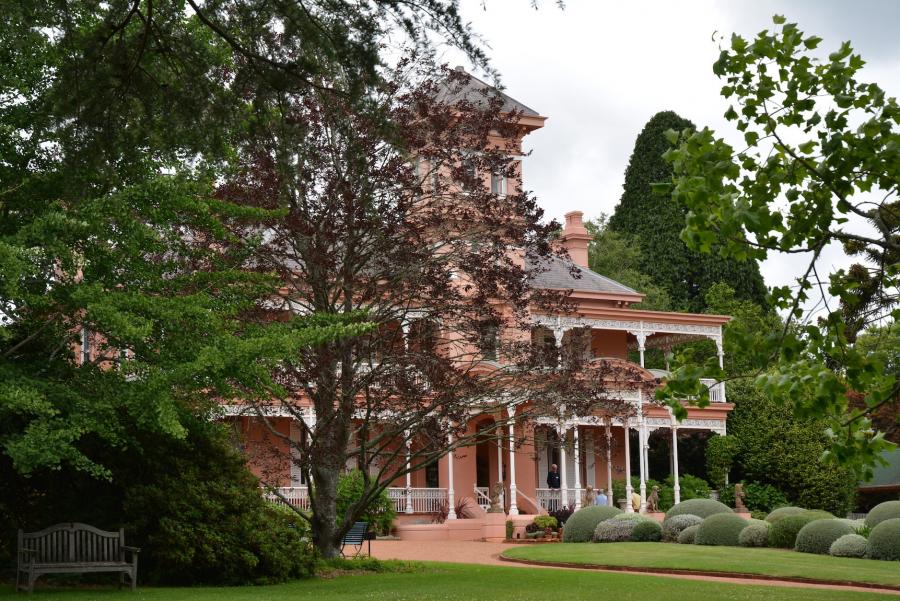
658, 16, 898, 475
586, 215, 672, 311
609, 111, 767, 312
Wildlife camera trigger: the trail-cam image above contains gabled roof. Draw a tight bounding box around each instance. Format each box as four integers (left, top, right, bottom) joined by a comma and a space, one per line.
438, 67, 541, 117
526, 255, 640, 297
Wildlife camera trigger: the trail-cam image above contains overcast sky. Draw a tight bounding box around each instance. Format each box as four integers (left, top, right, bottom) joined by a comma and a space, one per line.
442, 0, 900, 295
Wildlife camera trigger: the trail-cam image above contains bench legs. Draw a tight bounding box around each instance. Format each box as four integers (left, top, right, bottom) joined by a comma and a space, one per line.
119, 570, 137, 591
16, 568, 37, 594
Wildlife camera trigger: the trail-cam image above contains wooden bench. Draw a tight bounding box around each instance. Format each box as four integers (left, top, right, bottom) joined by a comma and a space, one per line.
16, 523, 140, 593
340, 521, 371, 558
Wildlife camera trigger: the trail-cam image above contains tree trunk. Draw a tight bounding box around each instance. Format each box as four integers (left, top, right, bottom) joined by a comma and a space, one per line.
310, 464, 342, 559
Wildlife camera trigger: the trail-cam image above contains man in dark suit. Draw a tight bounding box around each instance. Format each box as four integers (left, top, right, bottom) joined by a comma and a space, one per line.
547, 463, 561, 489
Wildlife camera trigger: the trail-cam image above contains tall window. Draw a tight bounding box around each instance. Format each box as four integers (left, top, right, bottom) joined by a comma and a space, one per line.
478, 321, 499, 362
80, 326, 91, 364
532, 327, 557, 367
425, 460, 439, 488
431, 162, 440, 193
491, 171, 507, 196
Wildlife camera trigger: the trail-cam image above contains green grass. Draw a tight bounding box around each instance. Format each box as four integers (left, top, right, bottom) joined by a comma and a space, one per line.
1, 561, 896, 601
503, 542, 900, 587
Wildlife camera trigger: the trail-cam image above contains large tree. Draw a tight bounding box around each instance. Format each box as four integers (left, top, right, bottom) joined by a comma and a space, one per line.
658, 16, 898, 474
586, 215, 672, 311
609, 111, 767, 312
1, 0, 510, 561
223, 62, 643, 557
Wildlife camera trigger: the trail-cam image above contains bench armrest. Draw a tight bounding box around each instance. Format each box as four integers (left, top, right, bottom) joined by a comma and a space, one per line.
18, 548, 37, 566
121, 545, 141, 553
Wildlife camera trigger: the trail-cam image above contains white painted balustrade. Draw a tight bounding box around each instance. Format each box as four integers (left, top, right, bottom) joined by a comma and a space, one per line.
267, 486, 447, 514
536, 488, 581, 512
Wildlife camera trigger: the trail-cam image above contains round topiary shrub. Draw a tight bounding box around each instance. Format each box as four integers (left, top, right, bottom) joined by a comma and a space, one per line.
765, 506, 807, 523
865, 500, 900, 529
665, 498, 733, 520
593, 518, 638, 543
803, 509, 836, 521
866, 518, 900, 561
695, 513, 748, 546
830, 534, 867, 558
738, 520, 770, 547
768, 513, 829, 549
562, 505, 622, 542
662, 514, 703, 542
795, 519, 855, 554
677, 524, 700, 544
631, 519, 662, 542
611, 512, 652, 522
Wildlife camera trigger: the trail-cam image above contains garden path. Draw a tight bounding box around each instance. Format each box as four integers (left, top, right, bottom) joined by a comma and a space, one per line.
372, 540, 900, 596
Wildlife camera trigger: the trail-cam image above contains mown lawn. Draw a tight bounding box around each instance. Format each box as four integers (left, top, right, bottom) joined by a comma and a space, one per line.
1, 561, 897, 601
503, 542, 900, 587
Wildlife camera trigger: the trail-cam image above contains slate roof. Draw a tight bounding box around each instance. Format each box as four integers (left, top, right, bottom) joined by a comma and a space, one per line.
861, 448, 900, 488
437, 67, 541, 117
526, 255, 640, 296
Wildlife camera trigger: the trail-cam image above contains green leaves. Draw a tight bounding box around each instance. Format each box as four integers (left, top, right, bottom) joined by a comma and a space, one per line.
655, 15, 899, 474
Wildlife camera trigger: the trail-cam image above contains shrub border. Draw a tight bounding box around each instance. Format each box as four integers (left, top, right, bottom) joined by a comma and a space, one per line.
498, 553, 900, 593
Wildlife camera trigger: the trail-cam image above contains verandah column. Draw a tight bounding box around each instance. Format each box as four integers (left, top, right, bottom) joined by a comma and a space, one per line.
573, 425, 582, 509
507, 405, 519, 515
715, 334, 727, 403
405, 432, 413, 514
605, 420, 613, 507
447, 433, 457, 520
671, 419, 681, 505
558, 424, 569, 509
638, 414, 647, 513
623, 417, 633, 513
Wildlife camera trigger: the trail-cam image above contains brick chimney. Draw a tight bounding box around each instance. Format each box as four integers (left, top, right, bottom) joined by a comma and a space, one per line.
561, 211, 591, 268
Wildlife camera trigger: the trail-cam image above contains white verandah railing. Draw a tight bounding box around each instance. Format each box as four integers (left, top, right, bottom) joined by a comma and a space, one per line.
265, 486, 446, 514
387, 487, 448, 514
536, 488, 582, 512
701, 378, 724, 403
474, 486, 505, 511
264, 486, 311, 511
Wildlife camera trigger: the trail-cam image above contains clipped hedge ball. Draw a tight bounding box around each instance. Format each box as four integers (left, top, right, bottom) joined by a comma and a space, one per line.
830, 534, 867, 558
866, 518, 900, 561
611, 512, 652, 522
677, 524, 700, 544
665, 498, 733, 520
795, 519, 855, 554
662, 514, 703, 542
631, 519, 662, 542
562, 505, 622, 543
695, 513, 748, 546
593, 518, 638, 543
765, 506, 807, 523
769, 513, 830, 549
865, 500, 900, 529
738, 521, 770, 548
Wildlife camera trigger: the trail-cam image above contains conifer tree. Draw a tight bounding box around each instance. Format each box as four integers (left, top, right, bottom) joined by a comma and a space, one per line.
609, 111, 767, 312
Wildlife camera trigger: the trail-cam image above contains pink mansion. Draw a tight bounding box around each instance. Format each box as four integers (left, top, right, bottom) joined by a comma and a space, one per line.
226, 71, 734, 538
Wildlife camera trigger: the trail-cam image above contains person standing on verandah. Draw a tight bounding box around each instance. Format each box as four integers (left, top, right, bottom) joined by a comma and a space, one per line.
547, 464, 561, 489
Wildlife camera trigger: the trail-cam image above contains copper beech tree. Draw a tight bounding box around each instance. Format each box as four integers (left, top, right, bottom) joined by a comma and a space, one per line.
218, 61, 645, 557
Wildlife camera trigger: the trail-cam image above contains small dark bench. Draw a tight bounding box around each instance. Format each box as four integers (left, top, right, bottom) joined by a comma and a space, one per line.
17, 523, 139, 593
340, 521, 371, 558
